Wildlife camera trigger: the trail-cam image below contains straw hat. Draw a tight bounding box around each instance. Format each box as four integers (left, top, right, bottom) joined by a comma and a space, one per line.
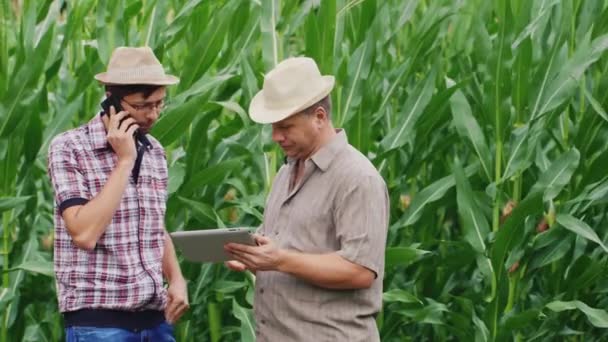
249, 57, 335, 124
94, 46, 179, 85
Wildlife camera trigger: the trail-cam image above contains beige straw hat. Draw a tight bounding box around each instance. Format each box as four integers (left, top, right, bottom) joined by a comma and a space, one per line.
249, 57, 335, 124
94, 46, 179, 85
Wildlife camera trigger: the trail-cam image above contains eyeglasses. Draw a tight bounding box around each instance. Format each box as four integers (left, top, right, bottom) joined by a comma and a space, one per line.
122, 99, 165, 112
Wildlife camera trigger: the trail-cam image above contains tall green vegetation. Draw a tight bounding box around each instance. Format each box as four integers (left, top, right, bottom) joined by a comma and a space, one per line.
1, 0, 608, 340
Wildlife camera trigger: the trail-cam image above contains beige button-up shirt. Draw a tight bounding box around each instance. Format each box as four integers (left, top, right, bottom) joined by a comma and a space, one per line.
255, 130, 389, 341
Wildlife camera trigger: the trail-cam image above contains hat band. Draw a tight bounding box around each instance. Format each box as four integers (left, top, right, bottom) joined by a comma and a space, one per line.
264, 82, 328, 110
106, 65, 167, 81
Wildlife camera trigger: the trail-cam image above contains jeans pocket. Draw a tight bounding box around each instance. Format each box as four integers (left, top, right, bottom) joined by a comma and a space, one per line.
153, 322, 176, 342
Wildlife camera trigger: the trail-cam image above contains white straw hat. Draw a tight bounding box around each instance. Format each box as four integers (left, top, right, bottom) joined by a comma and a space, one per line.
249, 57, 335, 124
94, 46, 179, 85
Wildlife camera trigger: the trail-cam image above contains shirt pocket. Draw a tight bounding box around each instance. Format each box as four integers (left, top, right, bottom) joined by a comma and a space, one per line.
283, 196, 337, 254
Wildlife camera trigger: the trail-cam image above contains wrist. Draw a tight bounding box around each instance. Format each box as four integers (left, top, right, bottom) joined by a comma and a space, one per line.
167, 272, 185, 285
116, 158, 135, 170
276, 249, 291, 273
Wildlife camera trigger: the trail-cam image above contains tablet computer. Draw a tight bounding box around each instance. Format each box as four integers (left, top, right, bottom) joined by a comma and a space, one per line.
170, 228, 256, 263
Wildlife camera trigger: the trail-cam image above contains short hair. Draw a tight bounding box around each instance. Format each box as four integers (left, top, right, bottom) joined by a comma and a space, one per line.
303, 96, 332, 119
105, 84, 164, 99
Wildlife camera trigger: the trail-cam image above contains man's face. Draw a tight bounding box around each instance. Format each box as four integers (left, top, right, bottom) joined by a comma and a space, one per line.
120, 87, 166, 134
271, 110, 323, 160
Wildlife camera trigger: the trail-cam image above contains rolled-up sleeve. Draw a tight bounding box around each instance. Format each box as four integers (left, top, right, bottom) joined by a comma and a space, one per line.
48, 138, 90, 214
334, 174, 389, 277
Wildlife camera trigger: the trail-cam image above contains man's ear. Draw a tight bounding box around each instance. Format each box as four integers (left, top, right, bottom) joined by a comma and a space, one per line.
314, 107, 328, 125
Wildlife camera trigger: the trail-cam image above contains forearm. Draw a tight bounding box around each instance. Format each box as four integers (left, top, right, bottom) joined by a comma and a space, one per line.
63, 160, 133, 249
162, 232, 184, 283
277, 251, 374, 289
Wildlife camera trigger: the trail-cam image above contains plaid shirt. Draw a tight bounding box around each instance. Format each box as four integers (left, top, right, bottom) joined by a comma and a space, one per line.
48, 114, 168, 313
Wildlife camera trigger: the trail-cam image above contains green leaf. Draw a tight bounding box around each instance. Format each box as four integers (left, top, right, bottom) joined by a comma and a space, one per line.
212, 100, 250, 125
24, 95, 43, 163
152, 99, 207, 146
1, 21, 56, 138
0, 196, 31, 212
385, 246, 430, 268
473, 312, 490, 342
153, 74, 234, 145
182, 158, 244, 193
453, 159, 490, 253
476, 255, 496, 301
178, 2, 235, 89
546, 300, 608, 328
500, 309, 541, 331
531, 148, 580, 201
502, 124, 536, 180
261, 0, 280, 70
556, 214, 608, 253
214, 280, 247, 294
39, 95, 83, 159
528, 237, 571, 270
511, 0, 560, 49
394, 164, 478, 229
383, 289, 422, 304
339, 35, 375, 126
232, 298, 255, 342
371, 60, 410, 124
0, 288, 14, 313
303, 0, 336, 74
168, 163, 186, 195
491, 190, 544, 298
567, 177, 608, 210
380, 68, 436, 152
177, 197, 219, 225
173, 73, 235, 104
583, 87, 608, 124
9, 261, 54, 277
533, 33, 608, 118
448, 79, 492, 181
395, 299, 449, 325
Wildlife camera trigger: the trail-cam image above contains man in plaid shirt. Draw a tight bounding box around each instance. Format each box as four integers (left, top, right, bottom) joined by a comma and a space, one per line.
47, 47, 188, 341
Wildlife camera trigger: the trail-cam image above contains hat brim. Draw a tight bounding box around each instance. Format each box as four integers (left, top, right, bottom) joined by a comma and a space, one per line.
249, 76, 335, 124
94, 73, 180, 85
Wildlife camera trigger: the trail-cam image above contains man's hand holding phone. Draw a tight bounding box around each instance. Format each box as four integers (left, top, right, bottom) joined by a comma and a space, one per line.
101, 105, 138, 166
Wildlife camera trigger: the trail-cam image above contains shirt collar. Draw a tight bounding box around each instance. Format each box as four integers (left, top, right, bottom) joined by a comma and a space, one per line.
309, 129, 348, 172
89, 113, 110, 150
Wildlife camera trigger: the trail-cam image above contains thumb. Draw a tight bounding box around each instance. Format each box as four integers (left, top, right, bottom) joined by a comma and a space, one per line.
255, 235, 271, 245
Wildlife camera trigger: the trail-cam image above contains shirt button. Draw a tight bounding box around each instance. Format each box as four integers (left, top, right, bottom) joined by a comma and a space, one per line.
274, 231, 279, 236
261, 319, 266, 325
259, 288, 264, 294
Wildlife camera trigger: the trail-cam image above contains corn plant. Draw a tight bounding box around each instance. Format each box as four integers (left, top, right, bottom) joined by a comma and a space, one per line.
1, 0, 608, 341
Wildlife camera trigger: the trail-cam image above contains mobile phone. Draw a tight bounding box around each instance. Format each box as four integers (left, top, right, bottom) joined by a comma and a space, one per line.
100, 95, 150, 147
100, 95, 124, 116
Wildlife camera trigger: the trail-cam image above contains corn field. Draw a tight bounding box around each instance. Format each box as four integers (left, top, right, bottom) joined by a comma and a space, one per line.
1, 0, 608, 341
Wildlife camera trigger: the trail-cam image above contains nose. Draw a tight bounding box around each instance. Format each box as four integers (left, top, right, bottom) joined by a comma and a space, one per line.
271, 127, 284, 143
146, 107, 160, 121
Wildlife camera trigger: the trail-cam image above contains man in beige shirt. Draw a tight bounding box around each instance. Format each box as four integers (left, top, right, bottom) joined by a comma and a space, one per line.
225, 57, 389, 341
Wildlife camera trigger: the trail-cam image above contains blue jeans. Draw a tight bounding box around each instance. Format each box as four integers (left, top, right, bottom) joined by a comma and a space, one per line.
65, 322, 175, 342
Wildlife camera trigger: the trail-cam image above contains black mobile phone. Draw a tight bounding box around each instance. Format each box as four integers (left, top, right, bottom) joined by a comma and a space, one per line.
100, 95, 150, 147
100, 95, 124, 116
